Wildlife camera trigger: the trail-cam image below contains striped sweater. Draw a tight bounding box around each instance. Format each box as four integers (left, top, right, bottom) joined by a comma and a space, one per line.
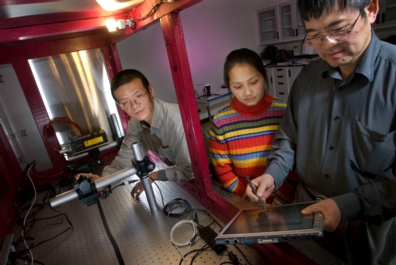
209, 93, 298, 204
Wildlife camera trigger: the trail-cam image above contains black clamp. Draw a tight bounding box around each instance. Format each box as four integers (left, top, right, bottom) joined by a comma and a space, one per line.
74, 175, 100, 206
132, 156, 155, 179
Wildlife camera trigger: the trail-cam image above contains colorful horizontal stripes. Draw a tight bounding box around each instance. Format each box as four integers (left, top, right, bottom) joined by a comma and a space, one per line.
210, 94, 298, 203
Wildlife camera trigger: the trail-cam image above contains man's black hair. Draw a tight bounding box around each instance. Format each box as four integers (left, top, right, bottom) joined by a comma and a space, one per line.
297, 0, 371, 21
110, 69, 150, 101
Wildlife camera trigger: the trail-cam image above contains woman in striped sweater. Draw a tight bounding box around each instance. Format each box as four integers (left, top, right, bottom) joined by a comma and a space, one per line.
209, 48, 298, 205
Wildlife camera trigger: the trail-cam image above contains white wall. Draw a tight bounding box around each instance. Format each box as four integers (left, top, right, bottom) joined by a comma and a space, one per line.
116, 0, 287, 103
116, 0, 396, 103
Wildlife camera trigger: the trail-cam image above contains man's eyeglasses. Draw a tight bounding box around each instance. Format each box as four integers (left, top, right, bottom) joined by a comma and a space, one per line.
303, 13, 361, 47
117, 91, 148, 110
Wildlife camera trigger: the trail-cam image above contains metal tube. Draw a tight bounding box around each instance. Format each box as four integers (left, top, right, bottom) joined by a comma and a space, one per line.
131, 142, 157, 213
141, 176, 158, 213
110, 113, 123, 138
50, 167, 137, 208
131, 142, 144, 161
95, 167, 136, 189
49, 189, 78, 208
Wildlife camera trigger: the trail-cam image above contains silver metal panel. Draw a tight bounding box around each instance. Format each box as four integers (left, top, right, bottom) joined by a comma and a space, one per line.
0, 64, 52, 171
14, 178, 264, 265
28, 49, 123, 152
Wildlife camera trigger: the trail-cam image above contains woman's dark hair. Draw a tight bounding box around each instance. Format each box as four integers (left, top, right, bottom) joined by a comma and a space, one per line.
297, 0, 370, 21
110, 69, 150, 101
224, 48, 268, 90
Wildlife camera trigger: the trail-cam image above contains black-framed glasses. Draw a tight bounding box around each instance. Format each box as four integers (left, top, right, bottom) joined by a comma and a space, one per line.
117, 91, 148, 110
303, 13, 361, 47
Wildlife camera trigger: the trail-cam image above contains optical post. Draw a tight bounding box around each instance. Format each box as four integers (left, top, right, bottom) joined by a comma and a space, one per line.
131, 142, 157, 213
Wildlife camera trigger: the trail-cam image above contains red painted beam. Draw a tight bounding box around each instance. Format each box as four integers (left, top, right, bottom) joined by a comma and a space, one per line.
159, 4, 240, 219
0, 0, 201, 47
109, 0, 201, 44
0, 16, 124, 44
0, 32, 110, 64
160, 12, 210, 202
0, 0, 54, 5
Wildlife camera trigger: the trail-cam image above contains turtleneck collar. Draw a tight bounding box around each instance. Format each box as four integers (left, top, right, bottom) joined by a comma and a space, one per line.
230, 93, 274, 116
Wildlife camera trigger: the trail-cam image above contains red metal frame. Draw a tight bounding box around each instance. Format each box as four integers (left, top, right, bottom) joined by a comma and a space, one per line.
0, 124, 21, 241
0, 1, 318, 263
109, 0, 202, 44
159, 11, 239, 218
0, 18, 110, 43
0, 32, 110, 64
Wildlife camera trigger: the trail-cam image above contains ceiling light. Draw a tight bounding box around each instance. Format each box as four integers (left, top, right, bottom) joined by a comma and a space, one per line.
106, 18, 134, 32
106, 18, 117, 32
96, 0, 142, 12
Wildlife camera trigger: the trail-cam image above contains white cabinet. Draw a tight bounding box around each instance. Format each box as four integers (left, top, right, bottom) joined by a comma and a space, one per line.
257, 5, 280, 44
272, 67, 289, 102
374, 0, 396, 28
257, 0, 305, 45
266, 66, 303, 102
278, 1, 305, 42
266, 67, 276, 96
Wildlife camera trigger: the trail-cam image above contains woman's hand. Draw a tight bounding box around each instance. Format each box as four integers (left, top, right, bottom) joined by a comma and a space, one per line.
245, 174, 275, 203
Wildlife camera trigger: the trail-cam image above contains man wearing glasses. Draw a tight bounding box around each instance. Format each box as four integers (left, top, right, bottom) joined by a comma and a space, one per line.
247, 0, 396, 263
82, 69, 193, 197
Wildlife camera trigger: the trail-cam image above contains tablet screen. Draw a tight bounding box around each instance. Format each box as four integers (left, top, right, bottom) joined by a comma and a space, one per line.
222, 202, 315, 235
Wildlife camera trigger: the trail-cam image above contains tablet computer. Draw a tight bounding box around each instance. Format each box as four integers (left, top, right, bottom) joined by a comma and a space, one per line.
215, 201, 324, 245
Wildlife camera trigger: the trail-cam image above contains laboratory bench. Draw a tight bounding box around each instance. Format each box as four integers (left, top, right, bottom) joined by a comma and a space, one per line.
10, 174, 346, 265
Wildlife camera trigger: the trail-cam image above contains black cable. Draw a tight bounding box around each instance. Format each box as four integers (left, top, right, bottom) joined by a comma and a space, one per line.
97, 200, 125, 265
126, 176, 166, 207
29, 214, 73, 249
190, 244, 211, 265
163, 198, 191, 217
177, 244, 210, 265
151, 177, 165, 207
244, 244, 269, 265
13, 204, 74, 262
110, 182, 125, 191
125, 179, 140, 185
193, 208, 223, 230
192, 209, 215, 228
13, 211, 73, 256
15, 256, 45, 265
230, 245, 254, 265
133, 0, 167, 22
